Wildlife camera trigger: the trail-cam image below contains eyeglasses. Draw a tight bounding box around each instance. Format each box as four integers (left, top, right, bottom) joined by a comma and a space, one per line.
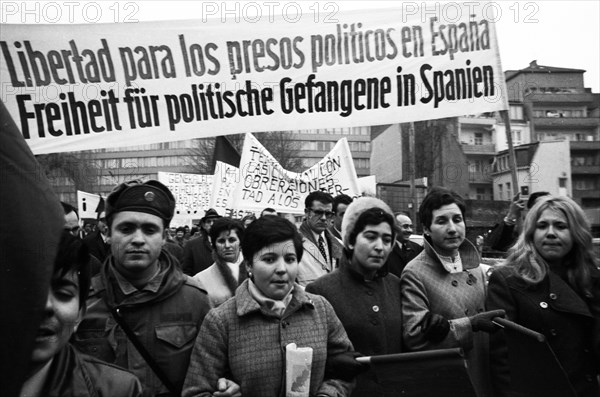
309, 209, 335, 219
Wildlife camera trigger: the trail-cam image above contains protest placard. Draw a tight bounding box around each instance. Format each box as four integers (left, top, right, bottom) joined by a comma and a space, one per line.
77, 190, 104, 219
210, 161, 246, 218
231, 133, 360, 214
1, 5, 507, 154
157, 171, 212, 223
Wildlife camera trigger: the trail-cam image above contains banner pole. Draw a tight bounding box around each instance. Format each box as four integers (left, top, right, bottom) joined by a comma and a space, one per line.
409, 122, 416, 223
501, 110, 520, 196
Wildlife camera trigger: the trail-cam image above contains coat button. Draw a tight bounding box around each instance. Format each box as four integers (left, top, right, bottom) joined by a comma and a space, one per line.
372, 305, 380, 313
451, 280, 458, 287
549, 329, 557, 336
371, 319, 378, 325
367, 291, 373, 296
466, 279, 473, 285
549, 293, 557, 300
539, 302, 548, 309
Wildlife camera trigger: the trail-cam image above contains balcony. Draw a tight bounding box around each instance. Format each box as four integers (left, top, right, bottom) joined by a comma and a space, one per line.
461, 143, 496, 154
468, 171, 492, 183
459, 116, 497, 126
572, 189, 600, 201
571, 141, 600, 150
571, 165, 600, 175
532, 117, 599, 129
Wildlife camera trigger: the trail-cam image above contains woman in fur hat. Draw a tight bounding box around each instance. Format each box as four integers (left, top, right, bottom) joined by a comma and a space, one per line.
306, 196, 402, 396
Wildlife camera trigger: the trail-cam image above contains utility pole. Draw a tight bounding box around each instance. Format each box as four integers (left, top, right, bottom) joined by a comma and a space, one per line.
409, 122, 416, 222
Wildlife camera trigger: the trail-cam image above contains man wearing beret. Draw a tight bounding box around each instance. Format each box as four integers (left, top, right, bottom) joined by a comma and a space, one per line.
72, 180, 211, 397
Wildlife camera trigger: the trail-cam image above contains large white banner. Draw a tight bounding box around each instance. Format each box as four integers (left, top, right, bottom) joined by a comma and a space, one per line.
157, 171, 213, 223
230, 133, 360, 214
1, 4, 508, 154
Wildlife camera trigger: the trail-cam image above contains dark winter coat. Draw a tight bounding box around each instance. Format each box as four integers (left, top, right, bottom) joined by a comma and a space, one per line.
73, 251, 211, 397
486, 264, 600, 397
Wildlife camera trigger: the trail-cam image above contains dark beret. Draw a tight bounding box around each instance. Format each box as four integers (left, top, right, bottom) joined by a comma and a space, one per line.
106, 180, 175, 223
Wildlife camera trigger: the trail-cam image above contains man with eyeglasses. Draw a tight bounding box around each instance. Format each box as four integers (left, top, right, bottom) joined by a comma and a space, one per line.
297, 191, 343, 286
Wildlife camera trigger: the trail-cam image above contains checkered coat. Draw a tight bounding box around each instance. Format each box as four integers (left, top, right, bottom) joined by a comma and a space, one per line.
182, 279, 355, 397
400, 237, 492, 397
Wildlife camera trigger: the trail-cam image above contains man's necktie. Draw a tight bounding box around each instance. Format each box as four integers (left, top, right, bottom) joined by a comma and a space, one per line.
318, 235, 328, 265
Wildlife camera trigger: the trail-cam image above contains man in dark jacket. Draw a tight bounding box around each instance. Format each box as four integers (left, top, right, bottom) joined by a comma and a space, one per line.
82, 210, 110, 274
182, 208, 221, 276
386, 212, 423, 278
73, 180, 211, 397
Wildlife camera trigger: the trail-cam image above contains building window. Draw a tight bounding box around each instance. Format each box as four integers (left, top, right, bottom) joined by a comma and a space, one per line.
354, 159, 370, 169
498, 184, 503, 200
476, 188, 486, 200
558, 178, 567, 188
506, 182, 512, 199
474, 133, 483, 145
574, 179, 595, 190
511, 130, 522, 145
509, 105, 524, 120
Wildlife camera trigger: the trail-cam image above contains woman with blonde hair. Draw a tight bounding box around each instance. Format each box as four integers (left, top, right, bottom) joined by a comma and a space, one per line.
487, 195, 600, 397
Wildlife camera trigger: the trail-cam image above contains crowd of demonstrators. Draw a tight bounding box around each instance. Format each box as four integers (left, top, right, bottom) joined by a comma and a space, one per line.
487, 195, 600, 397
193, 218, 248, 308
13, 177, 600, 397
400, 187, 505, 397
71, 180, 211, 397
297, 191, 344, 286
20, 231, 142, 397
385, 211, 423, 278
183, 215, 355, 396
306, 197, 402, 396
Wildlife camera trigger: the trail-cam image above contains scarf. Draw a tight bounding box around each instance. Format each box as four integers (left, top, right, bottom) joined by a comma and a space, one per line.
215, 253, 248, 297
248, 279, 293, 318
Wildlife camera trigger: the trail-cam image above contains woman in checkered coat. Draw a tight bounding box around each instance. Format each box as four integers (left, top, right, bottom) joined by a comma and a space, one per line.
182, 215, 355, 397
400, 187, 504, 397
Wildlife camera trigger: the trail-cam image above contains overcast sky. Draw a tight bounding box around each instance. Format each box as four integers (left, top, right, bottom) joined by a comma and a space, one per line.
138, 1, 600, 92
2, 1, 599, 91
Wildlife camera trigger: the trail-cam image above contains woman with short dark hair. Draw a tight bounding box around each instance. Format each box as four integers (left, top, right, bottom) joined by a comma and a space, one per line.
487, 195, 600, 397
183, 216, 355, 396
401, 186, 504, 397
